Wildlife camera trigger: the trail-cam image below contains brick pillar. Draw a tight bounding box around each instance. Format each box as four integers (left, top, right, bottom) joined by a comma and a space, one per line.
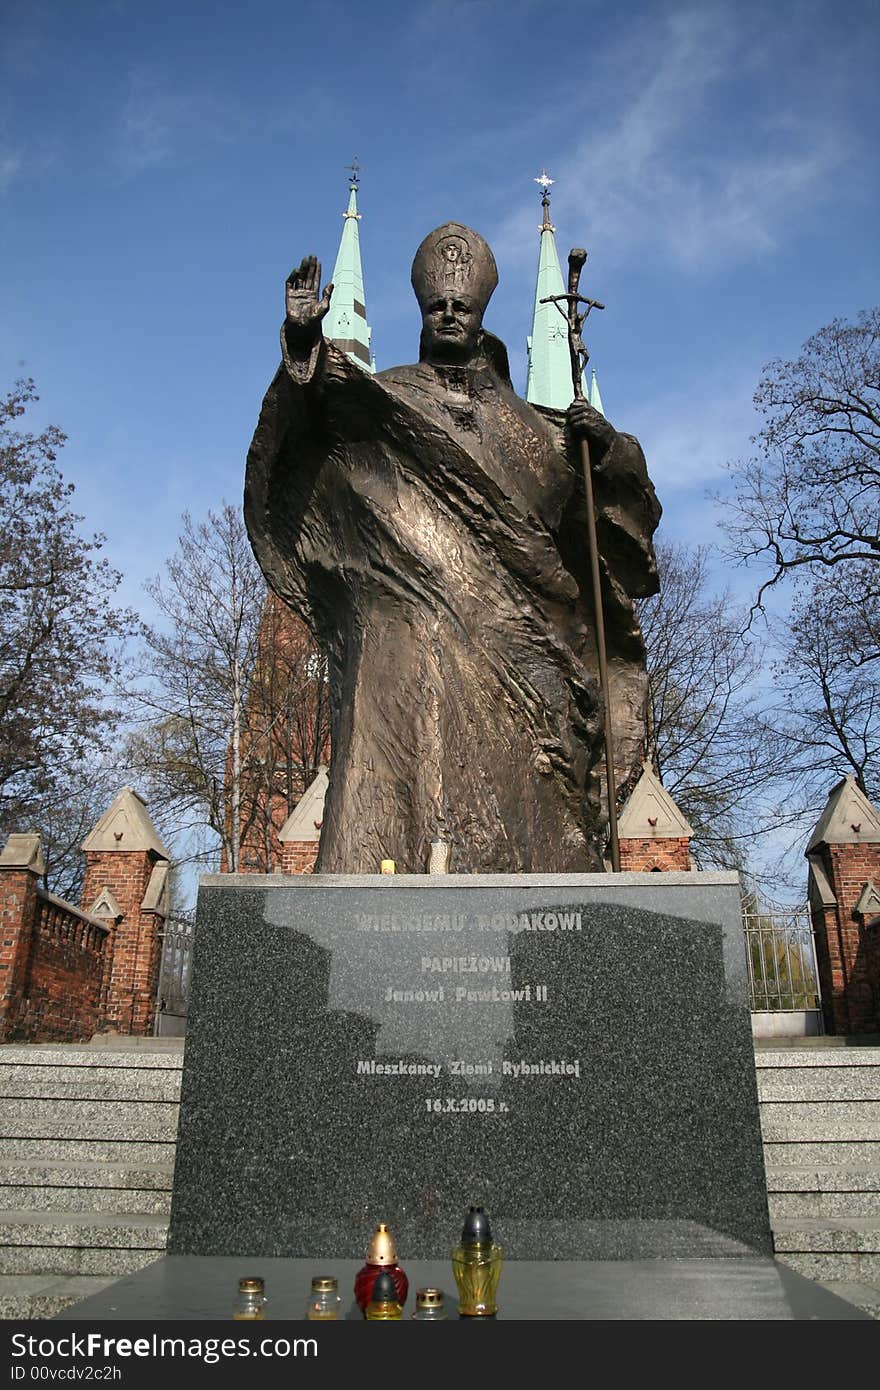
0, 834, 44, 1041
82, 850, 158, 1034
619, 836, 691, 872
806, 776, 880, 1035
279, 841, 318, 874
617, 763, 693, 873
277, 767, 327, 875
80, 787, 170, 1037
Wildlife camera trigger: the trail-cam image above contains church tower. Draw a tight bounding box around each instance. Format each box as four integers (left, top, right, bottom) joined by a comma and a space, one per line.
525, 172, 604, 414
322, 162, 374, 372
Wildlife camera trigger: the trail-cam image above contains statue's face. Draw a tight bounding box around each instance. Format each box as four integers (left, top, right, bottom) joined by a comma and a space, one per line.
421, 295, 482, 365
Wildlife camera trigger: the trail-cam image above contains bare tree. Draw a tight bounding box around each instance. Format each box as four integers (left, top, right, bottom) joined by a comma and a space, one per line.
768, 573, 880, 805
127, 506, 329, 873
0, 379, 133, 872
721, 307, 880, 630
638, 540, 787, 866
126, 505, 261, 871
237, 593, 329, 872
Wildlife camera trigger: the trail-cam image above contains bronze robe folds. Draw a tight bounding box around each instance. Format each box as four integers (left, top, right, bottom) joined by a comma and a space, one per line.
245, 335, 660, 873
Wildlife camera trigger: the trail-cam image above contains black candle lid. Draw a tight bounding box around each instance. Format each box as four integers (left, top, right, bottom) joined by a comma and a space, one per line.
461, 1205, 492, 1245
370, 1270, 399, 1303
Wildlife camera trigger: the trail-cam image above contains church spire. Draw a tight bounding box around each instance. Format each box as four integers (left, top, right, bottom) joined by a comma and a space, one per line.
525, 171, 585, 409
322, 160, 374, 373
589, 366, 604, 417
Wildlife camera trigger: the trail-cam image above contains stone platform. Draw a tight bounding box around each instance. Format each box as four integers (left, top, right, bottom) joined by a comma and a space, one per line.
52, 1252, 871, 1320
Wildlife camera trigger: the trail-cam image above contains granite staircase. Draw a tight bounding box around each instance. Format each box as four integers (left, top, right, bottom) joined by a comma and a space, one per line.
757, 1043, 880, 1316
0, 1040, 182, 1319
0, 1040, 878, 1318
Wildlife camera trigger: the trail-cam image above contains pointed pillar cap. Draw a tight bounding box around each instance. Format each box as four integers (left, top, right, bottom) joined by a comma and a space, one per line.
81, 787, 169, 859
805, 775, 880, 854
617, 762, 694, 839
0, 833, 45, 876
278, 767, 329, 844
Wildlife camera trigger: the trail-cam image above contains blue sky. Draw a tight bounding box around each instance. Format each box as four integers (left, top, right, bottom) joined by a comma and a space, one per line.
2, 0, 878, 619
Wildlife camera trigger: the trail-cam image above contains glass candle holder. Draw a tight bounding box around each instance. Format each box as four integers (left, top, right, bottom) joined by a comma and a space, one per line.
451, 1207, 502, 1317
306, 1275, 342, 1320
412, 1287, 448, 1320
234, 1276, 266, 1320
355, 1221, 408, 1316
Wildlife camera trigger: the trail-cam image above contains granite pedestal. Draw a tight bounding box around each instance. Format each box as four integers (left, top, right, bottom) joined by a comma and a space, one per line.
167, 872, 773, 1261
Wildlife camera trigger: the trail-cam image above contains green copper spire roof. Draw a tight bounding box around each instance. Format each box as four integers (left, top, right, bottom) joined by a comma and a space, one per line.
323, 164, 374, 373
589, 367, 604, 416
525, 172, 585, 410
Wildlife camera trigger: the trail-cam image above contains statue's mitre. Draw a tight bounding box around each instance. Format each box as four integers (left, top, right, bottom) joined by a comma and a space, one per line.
411, 223, 498, 313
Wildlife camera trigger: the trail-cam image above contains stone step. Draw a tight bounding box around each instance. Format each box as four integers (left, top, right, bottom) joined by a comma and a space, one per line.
74, 1038, 185, 1054
0, 1066, 182, 1102
755, 1048, 880, 1067
0, 1247, 161, 1277
763, 1139, 880, 1166
775, 1250, 880, 1281
0, 1138, 176, 1165
0, 1274, 124, 1321
769, 1190, 880, 1220
773, 1216, 880, 1252
811, 1279, 880, 1318
0, 1209, 168, 1249
759, 1102, 880, 1142
0, 1134, 175, 1167
0, 1159, 174, 1190
0, 1046, 183, 1069
765, 1163, 880, 1192
0, 1098, 179, 1142
757, 1068, 880, 1102
0, 1185, 172, 1215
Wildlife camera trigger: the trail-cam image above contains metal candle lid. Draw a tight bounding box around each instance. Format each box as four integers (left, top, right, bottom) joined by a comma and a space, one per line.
365, 1221, 398, 1265
310, 1276, 338, 1293
460, 1206, 493, 1245
415, 1288, 444, 1310
238, 1277, 264, 1293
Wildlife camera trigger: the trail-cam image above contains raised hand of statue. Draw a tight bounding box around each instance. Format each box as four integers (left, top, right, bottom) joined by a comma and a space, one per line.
284, 256, 333, 356
566, 398, 616, 458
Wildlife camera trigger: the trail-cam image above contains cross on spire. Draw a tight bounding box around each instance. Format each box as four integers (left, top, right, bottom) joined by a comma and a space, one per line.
534, 169, 555, 233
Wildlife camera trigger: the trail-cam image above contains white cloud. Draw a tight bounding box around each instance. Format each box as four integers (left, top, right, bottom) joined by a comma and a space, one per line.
632, 363, 758, 494
116, 68, 237, 175
117, 70, 181, 172
0, 145, 21, 191
492, 3, 853, 274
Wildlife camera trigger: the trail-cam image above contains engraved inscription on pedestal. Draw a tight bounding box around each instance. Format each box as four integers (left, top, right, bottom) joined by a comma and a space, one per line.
168, 874, 772, 1261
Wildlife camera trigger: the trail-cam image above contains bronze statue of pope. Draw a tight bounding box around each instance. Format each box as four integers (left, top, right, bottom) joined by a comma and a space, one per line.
245, 223, 660, 873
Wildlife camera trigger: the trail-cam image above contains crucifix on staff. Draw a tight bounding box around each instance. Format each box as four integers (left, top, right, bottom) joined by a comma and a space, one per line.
540, 250, 622, 872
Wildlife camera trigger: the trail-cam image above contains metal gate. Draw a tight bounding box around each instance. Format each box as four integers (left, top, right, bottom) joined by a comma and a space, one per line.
154, 914, 195, 1037
743, 897, 822, 1023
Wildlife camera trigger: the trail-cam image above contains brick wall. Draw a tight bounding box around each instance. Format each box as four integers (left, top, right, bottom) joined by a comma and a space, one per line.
619, 837, 691, 872
0, 865, 109, 1043
9, 896, 108, 1041
811, 841, 880, 1034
